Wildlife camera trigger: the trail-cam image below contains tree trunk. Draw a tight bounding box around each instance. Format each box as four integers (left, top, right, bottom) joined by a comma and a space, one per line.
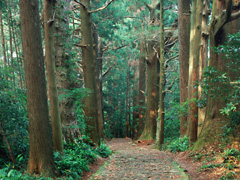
54, 0, 79, 143
44, 0, 63, 153
19, 0, 55, 176
198, 0, 210, 137
0, 11, 7, 69
193, 0, 240, 150
156, 0, 164, 149
7, 1, 15, 86
177, 0, 190, 137
80, 0, 100, 145
139, 0, 159, 140
138, 36, 146, 137
187, 0, 203, 145
93, 30, 104, 140
132, 60, 139, 139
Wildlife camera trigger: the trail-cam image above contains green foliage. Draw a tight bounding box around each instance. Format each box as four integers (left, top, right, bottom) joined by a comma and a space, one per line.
94, 143, 112, 158
165, 136, 189, 153
199, 163, 222, 172
0, 137, 112, 179
219, 172, 236, 180
0, 70, 29, 161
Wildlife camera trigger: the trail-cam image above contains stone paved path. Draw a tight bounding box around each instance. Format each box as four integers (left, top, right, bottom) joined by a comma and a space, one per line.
90, 138, 188, 180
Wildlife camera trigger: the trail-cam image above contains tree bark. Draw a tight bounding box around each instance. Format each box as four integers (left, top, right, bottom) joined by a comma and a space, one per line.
19, 0, 55, 176
80, 0, 100, 145
132, 60, 139, 139
198, 0, 210, 136
139, 0, 159, 140
177, 0, 190, 137
0, 11, 7, 69
138, 35, 146, 137
187, 0, 203, 145
44, 0, 63, 153
193, 0, 240, 150
93, 30, 104, 140
156, 0, 164, 149
54, 0, 79, 143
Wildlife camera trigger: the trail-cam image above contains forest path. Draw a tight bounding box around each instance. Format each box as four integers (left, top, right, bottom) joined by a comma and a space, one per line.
90, 138, 188, 180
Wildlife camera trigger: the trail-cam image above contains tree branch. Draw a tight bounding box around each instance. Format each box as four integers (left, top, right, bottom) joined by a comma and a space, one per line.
143, 2, 152, 11
73, 0, 87, 10
89, 0, 116, 14
230, 11, 240, 21
103, 64, 115, 78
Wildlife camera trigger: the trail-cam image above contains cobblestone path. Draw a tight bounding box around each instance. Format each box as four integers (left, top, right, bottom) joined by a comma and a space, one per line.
90, 138, 188, 180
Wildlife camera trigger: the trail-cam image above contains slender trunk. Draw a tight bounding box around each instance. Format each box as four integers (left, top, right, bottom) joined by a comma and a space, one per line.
80, 0, 99, 145
125, 65, 130, 137
0, 12, 7, 69
44, 0, 63, 153
7, 1, 15, 86
132, 60, 139, 139
178, 0, 190, 136
156, 0, 164, 149
19, 0, 55, 176
93, 30, 104, 140
138, 37, 146, 137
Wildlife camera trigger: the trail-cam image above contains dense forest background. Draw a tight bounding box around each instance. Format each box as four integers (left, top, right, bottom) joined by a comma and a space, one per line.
0, 0, 240, 179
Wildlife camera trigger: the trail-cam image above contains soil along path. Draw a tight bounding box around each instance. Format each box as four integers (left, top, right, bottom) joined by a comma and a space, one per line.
90, 138, 188, 180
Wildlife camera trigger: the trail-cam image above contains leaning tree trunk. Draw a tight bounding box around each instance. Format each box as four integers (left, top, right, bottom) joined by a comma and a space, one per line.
80, 0, 100, 145
19, 0, 55, 176
44, 0, 63, 153
177, 0, 191, 137
193, 0, 240, 150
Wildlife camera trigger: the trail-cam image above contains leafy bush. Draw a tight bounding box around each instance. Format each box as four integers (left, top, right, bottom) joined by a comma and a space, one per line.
55, 140, 97, 179
94, 143, 112, 158
166, 136, 189, 153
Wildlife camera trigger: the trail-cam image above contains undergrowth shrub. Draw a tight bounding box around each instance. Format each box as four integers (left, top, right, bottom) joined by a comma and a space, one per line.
95, 143, 112, 158
0, 137, 112, 180
164, 136, 189, 153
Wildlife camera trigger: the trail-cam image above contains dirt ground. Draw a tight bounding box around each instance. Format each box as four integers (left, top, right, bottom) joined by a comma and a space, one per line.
82, 138, 240, 180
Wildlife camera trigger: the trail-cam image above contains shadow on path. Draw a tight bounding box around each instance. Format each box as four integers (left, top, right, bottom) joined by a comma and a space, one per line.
90, 138, 188, 180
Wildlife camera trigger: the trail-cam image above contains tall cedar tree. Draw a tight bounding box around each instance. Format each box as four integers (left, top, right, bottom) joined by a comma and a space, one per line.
79, 0, 100, 145
139, 0, 159, 140
187, 0, 203, 145
193, 0, 240, 150
19, 0, 55, 176
178, 0, 190, 136
156, 0, 164, 148
44, 0, 63, 152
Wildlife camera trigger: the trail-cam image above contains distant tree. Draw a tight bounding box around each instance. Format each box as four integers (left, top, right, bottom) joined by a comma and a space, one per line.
19, 0, 55, 176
